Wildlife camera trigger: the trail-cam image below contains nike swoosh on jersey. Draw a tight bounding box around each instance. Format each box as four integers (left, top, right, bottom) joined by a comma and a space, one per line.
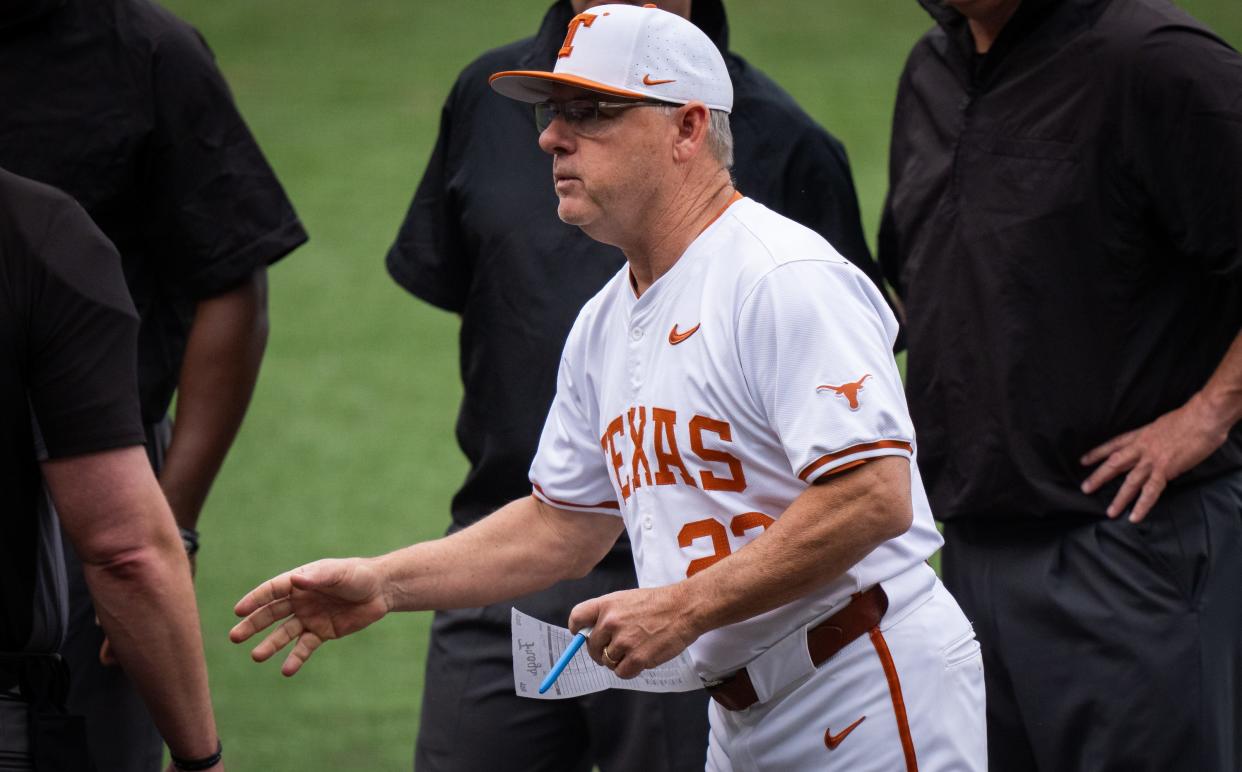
668, 323, 701, 345
643, 74, 676, 86
824, 716, 866, 750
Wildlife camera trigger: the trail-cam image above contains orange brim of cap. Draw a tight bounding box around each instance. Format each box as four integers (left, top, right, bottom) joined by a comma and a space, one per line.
489, 70, 649, 103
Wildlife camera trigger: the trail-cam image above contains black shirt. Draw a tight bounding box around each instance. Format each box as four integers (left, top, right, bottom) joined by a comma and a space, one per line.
879, 0, 1242, 521
1, 167, 144, 653
0, 0, 307, 424
388, 0, 883, 530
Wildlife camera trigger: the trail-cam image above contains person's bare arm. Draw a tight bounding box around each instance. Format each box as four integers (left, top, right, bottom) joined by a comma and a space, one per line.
43, 446, 221, 769
1082, 329, 1242, 522
570, 456, 913, 678
160, 269, 269, 530
231, 496, 624, 676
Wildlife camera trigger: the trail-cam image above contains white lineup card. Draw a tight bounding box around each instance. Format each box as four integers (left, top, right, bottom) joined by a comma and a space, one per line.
511, 608, 702, 699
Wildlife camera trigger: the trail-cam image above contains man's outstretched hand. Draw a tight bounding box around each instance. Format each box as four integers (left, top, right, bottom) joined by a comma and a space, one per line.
230, 558, 390, 676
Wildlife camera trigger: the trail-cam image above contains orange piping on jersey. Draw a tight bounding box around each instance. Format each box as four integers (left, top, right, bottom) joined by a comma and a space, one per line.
698, 190, 743, 237
870, 628, 919, 771
532, 483, 620, 511
798, 440, 913, 482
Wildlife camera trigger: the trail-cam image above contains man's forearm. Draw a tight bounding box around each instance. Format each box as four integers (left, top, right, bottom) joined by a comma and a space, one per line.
379, 495, 624, 612
44, 447, 219, 762
161, 269, 269, 529
677, 456, 913, 638
83, 539, 218, 761
1197, 329, 1242, 430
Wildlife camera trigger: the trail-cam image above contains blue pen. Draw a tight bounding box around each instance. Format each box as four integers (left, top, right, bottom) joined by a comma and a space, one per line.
538, 626, 593, 694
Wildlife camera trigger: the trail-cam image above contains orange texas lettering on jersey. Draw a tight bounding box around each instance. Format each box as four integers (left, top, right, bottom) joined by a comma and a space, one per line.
599, 406, 747, 502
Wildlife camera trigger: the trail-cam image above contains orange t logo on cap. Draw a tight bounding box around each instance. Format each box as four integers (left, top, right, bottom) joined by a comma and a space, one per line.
558, 12, 598, 58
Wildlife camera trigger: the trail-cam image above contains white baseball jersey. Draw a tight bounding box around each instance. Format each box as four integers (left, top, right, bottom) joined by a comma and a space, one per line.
529, 196, 943, 680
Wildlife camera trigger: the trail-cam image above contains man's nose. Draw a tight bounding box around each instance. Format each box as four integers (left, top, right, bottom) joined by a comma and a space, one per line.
538, 114, 575, 156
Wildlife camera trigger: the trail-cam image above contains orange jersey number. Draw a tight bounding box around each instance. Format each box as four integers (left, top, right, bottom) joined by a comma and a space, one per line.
677, 512, 775, 577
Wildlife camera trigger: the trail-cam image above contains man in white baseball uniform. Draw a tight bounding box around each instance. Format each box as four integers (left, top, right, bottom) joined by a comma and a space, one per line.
231, 5, 986, 769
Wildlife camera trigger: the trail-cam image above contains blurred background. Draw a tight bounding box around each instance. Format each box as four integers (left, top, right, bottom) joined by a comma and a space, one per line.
156, 1, 1241, 768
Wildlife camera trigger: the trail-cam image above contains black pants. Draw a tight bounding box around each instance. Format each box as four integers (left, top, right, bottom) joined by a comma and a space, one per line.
942, 472, 1242, 772
414, 548, 710, 772
0, 691, 32, 771
56, 420, 169, 772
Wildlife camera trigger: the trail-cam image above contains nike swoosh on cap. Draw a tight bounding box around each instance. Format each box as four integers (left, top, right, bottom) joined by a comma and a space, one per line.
643, 74, 676, 86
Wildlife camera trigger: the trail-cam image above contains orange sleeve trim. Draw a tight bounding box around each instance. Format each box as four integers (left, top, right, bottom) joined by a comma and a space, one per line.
532, 483, 620, 511
870, 628, 919, 771
798, 440, 913, 482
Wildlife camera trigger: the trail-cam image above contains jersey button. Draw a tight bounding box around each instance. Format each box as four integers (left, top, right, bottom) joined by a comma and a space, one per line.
643, 516, 653, 530
630, 327, 643, 341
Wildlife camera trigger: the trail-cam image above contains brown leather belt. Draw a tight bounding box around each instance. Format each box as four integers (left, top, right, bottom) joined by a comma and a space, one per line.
705, 585, 889, 712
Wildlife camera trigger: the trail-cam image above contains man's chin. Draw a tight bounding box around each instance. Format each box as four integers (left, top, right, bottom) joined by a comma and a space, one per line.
556, 201, 593, 227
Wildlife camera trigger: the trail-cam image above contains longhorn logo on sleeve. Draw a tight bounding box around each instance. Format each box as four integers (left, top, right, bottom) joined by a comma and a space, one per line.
817, 374, 871, 411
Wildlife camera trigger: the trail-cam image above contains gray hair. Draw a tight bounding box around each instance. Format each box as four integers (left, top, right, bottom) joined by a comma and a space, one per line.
706, 109, 734, 170
655, 105, 735, 170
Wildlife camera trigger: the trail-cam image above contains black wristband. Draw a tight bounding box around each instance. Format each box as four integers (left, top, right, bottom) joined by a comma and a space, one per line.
179, 526, 200, 557
171, 739, 221, 771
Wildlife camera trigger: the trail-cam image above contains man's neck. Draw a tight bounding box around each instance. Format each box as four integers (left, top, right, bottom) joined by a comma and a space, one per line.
622, 173, 736, 297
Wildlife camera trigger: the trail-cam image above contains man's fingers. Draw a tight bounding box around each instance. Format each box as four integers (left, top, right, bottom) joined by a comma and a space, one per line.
281, 631, 324, 677
1081, 430, 1136, 466
1081, 447, 1138, 494
229, 598, 293, 644
250, 616, 303, 663
234, 572, 294, 617
568, 597, 601, 635
1127, 475, 1167, 523
289, 560, 336, 591
614, 657, 641, 679
1106, 465, 1149, 518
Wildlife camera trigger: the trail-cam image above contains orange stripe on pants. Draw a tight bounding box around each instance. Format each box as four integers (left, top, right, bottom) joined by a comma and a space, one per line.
870, 627, 918, 771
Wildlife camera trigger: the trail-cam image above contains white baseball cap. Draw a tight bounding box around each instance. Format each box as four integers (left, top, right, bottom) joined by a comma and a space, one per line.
489, 3, 733, 113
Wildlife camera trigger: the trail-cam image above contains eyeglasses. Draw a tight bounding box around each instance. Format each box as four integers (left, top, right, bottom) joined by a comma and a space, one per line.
533, 99, 668, 136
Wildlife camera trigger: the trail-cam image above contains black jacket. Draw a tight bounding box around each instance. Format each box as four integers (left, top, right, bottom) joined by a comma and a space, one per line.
388, 0, 881, 529
880, 0, 1242, 522
0, 0, 306, 424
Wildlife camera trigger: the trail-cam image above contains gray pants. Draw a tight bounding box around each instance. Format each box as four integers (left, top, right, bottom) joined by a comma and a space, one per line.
415, 547, 711, 772
942, 471, 1242, 772
57, 419, 170, 772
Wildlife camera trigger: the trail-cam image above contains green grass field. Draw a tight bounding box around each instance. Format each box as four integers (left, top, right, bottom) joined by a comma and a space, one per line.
156, 1, 1241, 768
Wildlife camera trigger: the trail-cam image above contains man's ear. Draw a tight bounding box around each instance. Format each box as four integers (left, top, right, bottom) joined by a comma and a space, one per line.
671, 101, 710, 163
